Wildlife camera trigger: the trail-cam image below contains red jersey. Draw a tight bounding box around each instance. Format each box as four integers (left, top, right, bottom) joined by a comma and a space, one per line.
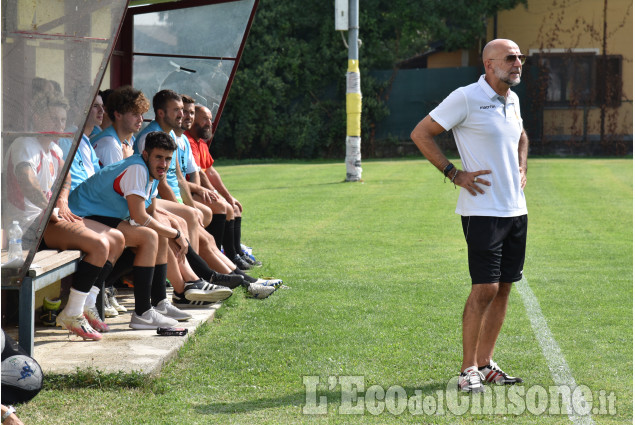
184, 130, 214, 169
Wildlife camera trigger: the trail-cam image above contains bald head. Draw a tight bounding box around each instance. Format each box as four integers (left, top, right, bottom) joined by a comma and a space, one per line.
482, 39, 523, 94
482, 39, 520, 65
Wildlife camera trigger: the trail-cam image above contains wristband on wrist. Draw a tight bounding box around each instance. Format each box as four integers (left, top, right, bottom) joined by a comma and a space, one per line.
450, 169, 459, 188
442, 163, 455, 177
2, 406, 16, 422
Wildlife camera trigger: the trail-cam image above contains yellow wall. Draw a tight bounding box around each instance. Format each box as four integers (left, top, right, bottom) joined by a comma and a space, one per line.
489, 0, 633, 138
427, 51, 462, 68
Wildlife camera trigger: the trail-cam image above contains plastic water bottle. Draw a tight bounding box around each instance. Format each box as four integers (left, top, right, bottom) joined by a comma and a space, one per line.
7, 221, 23, 262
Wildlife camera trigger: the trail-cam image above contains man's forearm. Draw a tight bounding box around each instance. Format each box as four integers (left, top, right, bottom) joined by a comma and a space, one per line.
199, 171, 214, 191
15, 164, 49, 209
205, 167, 232, 201
518, 129, 529, 173
411, 116, 451, 172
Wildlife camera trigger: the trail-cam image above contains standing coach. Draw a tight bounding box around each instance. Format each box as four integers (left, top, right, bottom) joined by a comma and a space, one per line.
411, 39, 529, 393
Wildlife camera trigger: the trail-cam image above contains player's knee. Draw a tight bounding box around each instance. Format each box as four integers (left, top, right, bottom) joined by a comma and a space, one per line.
110, 230, 126, 258
90, 237, 110, 265
138, 227, 159, 253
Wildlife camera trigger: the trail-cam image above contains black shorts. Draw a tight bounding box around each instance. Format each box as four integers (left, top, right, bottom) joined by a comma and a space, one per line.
85, 215, 124, 229
461, 215, 527, 284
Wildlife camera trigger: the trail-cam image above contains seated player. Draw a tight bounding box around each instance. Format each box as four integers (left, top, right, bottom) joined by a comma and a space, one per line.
91, 86, 148, 167
186, 104, 262, 269
69, 131, 223, 328
3, 91, 124, 340
137, 90, 276, 298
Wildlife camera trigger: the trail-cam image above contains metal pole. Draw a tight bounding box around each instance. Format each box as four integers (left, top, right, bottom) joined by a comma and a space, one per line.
345, 0, 362, 181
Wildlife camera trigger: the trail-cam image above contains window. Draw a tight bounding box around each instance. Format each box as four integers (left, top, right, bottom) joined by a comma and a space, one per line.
534, 53, 622, 108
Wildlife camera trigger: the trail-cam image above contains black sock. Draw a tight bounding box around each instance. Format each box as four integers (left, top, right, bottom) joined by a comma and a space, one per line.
133, 266, 154, 315
151, 263, 168, 307
94, 260, 114, 288
206, 214, 226, 250
234, 217, 243, 256
223, 219, 237, 259
185, 243, 214, 281
72, 260, 102, 293
105, 248, 135, 288
231, 267, 257, 284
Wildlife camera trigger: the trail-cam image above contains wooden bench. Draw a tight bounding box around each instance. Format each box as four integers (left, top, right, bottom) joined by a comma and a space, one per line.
1, 249, 81, 355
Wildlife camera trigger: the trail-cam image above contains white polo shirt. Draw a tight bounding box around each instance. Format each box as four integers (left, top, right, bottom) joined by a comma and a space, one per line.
430, 75, 527, 217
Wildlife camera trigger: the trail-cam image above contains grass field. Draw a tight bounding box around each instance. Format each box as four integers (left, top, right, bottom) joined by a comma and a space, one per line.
20, 158, 632, 424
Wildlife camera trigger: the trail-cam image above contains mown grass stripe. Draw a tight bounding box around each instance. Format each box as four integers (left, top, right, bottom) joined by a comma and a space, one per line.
516, 276, 595, 425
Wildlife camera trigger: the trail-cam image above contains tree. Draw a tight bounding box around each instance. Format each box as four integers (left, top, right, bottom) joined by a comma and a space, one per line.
213, 0, 526, 159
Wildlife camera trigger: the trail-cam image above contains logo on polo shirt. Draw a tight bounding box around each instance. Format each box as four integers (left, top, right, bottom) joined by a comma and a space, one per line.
479, 105, 496, 110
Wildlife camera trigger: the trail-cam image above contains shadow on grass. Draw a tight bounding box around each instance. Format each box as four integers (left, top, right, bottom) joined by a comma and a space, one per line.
194, 382, 449, 415
239, 180, 352, 192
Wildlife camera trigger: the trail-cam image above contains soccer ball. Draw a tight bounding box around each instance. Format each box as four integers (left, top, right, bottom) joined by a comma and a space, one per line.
1, 354, 43, 392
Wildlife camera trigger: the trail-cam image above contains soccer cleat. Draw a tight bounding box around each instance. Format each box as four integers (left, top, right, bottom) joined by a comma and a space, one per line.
184, 280, 233, 302
129, 308, 178, 330
106, 287, 127, 313
83, 305, 110, 333
173, 291, 214, 307
241, 253, 262, 267
56, 310, 102, 341
103, 295, 119, 318
245, 282, 276, 299
154, 299, 192, 321
232, 255, 252, 271
479, 360, 523, 385
256, 277, 283, 289
458, 366, 485, 393
210, 271, 244, 289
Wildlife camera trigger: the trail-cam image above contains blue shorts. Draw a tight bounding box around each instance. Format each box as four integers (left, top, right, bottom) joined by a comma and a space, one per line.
461, 215, 527, 284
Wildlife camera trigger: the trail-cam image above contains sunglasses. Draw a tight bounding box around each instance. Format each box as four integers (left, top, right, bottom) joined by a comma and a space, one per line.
489, 54, 526, 65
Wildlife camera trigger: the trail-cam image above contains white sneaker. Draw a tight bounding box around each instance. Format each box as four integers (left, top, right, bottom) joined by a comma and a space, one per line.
246, 282, 276, 299
129, 308, 178, 330
458, 366, 485, 393
107, 288, 127, 313
154, 299, 192, 321
103, 295, 119, 318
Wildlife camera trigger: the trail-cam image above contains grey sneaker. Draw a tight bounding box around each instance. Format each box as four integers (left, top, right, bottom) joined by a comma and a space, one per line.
154, 299, 192, 321
184, 280, 233, 302
245, 282, 276, 299
129, 308, 178, 330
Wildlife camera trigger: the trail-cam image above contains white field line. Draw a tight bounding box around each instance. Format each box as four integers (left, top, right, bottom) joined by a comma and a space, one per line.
515, 277, 595, 425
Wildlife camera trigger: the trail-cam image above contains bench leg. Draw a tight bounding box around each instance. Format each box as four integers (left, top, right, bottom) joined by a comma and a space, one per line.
19, 277, 35, 356
96, 281, 105, 321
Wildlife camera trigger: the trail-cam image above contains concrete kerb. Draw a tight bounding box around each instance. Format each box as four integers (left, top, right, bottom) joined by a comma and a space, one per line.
30, 287, 223, 376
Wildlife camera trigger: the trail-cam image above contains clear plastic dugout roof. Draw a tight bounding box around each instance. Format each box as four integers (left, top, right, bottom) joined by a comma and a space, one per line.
2, 1, 128, 282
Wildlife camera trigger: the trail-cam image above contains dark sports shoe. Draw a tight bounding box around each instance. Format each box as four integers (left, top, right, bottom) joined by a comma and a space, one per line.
210, 271, 244, 289
232, 255, 252, 271
40, 296, 61, 327
479, 360, 523, 385
241, 254, 262, 267
183, 279, 233, 302
458, 366, 485, 393
172, 291, 214, 307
